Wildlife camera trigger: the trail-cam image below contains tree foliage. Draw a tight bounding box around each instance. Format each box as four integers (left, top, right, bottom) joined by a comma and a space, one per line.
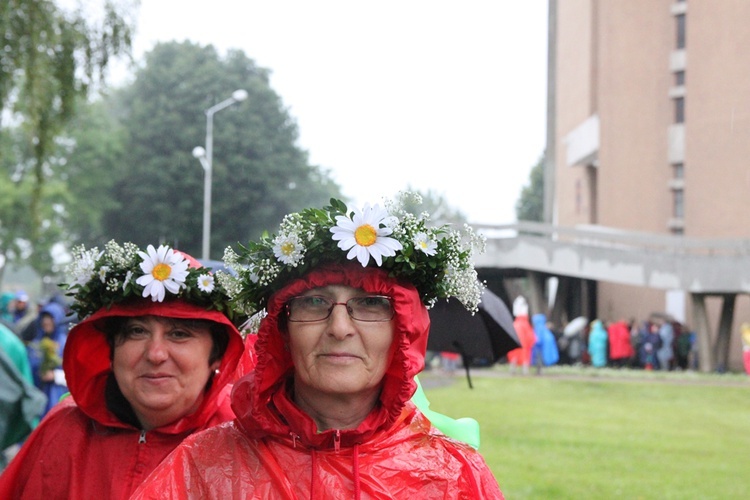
515, 154, 545, 222
69, 41, 343, 260
402, 186, 467, 226
0, 0, 133, 272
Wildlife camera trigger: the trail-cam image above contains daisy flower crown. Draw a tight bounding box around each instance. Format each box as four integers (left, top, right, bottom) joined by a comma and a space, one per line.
221, 192, 486, 318
63, 241, 241, 323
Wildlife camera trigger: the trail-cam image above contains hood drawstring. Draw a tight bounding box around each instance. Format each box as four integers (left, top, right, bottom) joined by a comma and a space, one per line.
309, 434, 361, 499
353, 443, 361, 499
310, 448, 317, 499
138, 430, 146, 444
290, 432, 299, 448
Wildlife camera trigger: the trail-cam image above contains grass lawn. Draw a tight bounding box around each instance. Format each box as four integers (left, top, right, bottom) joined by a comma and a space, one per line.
420, 366, 750, 499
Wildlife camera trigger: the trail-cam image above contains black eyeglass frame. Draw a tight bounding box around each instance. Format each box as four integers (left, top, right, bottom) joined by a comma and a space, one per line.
285, 295, 395, 323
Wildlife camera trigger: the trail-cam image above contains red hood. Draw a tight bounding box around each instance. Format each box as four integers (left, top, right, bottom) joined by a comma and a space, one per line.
63, 299, 244, 434
232, 262, 430, 447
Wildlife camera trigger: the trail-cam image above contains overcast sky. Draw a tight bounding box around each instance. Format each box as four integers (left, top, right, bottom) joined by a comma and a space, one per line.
124, 1, 548, 225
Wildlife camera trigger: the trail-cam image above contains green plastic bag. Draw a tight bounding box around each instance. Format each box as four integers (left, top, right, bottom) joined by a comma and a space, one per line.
411, 375, 481, 449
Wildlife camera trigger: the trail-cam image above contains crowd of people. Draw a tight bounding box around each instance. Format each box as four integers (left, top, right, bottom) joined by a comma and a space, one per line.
558, 316, 695, 371
0, 193, 505, 498
505, 304, 697, 373
0, 290, 76, 466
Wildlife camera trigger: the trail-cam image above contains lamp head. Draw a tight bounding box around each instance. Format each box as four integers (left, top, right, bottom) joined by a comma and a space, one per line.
232, 89, 248, 102
192, 146, 206, 159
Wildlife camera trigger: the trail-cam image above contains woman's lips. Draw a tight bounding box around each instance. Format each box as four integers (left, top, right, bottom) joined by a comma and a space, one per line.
319, 352, 361, 363
140, 373, 174, 382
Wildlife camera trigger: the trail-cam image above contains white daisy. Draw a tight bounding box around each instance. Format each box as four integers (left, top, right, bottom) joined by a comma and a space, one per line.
330, 203, 403, 266
413, 232, 438, 256
135, 245, 190, 302
272, 232, 304, 266
98, 266, 110, 283
197, 273, 215, 293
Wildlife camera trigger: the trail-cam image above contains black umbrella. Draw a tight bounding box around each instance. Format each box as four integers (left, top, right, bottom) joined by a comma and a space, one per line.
428, 287, 520, 388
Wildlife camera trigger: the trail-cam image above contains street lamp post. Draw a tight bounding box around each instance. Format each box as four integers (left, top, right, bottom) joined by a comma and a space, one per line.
193, 89, 248, 261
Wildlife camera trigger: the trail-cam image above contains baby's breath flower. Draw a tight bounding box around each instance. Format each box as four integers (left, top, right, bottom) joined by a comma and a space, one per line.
216, 272, 242, 299
106, 277, 120, 292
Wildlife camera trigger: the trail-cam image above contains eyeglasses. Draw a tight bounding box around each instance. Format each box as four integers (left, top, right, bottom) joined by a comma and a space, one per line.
285, 295, 394, 322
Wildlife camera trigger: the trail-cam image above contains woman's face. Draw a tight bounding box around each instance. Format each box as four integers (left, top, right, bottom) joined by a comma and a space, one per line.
41, 314, 55, 335
287, 285, 395, 399
112, 316, 220, 430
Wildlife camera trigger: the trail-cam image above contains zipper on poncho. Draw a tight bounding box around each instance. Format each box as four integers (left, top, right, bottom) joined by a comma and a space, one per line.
333, 430, 341, 452
138, 430, 147, 444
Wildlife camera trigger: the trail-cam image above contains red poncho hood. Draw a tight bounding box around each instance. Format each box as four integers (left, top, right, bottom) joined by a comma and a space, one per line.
63, 298, 244, 434
231, 262, 430, 447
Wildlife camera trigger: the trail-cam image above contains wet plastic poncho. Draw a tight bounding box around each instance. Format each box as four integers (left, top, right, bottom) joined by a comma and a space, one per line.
531, 313, 559, 366
588, 320, 609, 367
0, 299, 244, 500
607, 320, 634, 361
134, 263, 504, 499
507, 314, 536, 366
26, 301, 69, 417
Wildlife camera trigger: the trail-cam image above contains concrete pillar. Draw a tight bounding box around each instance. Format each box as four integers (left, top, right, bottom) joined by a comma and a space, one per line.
527, 271, 547, 317
690, 293, 713, 373
715, 294, 736, 373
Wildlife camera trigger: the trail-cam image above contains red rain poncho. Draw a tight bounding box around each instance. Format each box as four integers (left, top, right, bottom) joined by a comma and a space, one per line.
507, 314, 536, 366
133, 263, 503, 499
0, 299, 244, 500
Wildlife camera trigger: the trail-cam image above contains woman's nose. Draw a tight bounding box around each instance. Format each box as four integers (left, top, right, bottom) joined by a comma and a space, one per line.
144, 337, 169, 363
327, 303, 355, 338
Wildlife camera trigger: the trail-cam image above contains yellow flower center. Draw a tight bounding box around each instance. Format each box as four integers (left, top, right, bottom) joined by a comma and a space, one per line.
354, 224, 378, 247
152, 263, 172, 281
281, 242, 296, 255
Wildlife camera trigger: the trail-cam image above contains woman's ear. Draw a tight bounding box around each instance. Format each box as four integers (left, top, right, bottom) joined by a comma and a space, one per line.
210, 359, 221, 373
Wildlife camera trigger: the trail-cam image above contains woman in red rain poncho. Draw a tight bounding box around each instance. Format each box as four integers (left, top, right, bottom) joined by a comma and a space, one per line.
507, 296, 536, 374
0, 243, 245, 500
133, 195, 504, 499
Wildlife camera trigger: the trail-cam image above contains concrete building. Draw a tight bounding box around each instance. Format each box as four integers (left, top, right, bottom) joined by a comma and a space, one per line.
548, 0, 750, 370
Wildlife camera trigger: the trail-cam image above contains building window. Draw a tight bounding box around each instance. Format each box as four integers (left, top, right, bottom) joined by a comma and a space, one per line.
674, 163, 684, 179
675, 71, 685, 86
676, 14, 686, 49
673, 189, 684, 219
674, 97, 685, 123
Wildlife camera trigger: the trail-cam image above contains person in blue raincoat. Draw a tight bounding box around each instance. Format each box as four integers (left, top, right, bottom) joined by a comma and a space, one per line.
26, 301, 69, 417
588, 319, 609, 367
531, 313, 559, 371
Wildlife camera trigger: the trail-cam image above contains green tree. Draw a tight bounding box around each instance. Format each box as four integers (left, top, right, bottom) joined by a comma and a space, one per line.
62, 98, 128, 246
515, 154, 545, 222
0, 0, 133, 272
80, 41, 342, 259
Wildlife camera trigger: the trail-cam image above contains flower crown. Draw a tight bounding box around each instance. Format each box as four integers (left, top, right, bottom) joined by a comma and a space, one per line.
63, 241, 241, 323
221, 192, 486, 318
